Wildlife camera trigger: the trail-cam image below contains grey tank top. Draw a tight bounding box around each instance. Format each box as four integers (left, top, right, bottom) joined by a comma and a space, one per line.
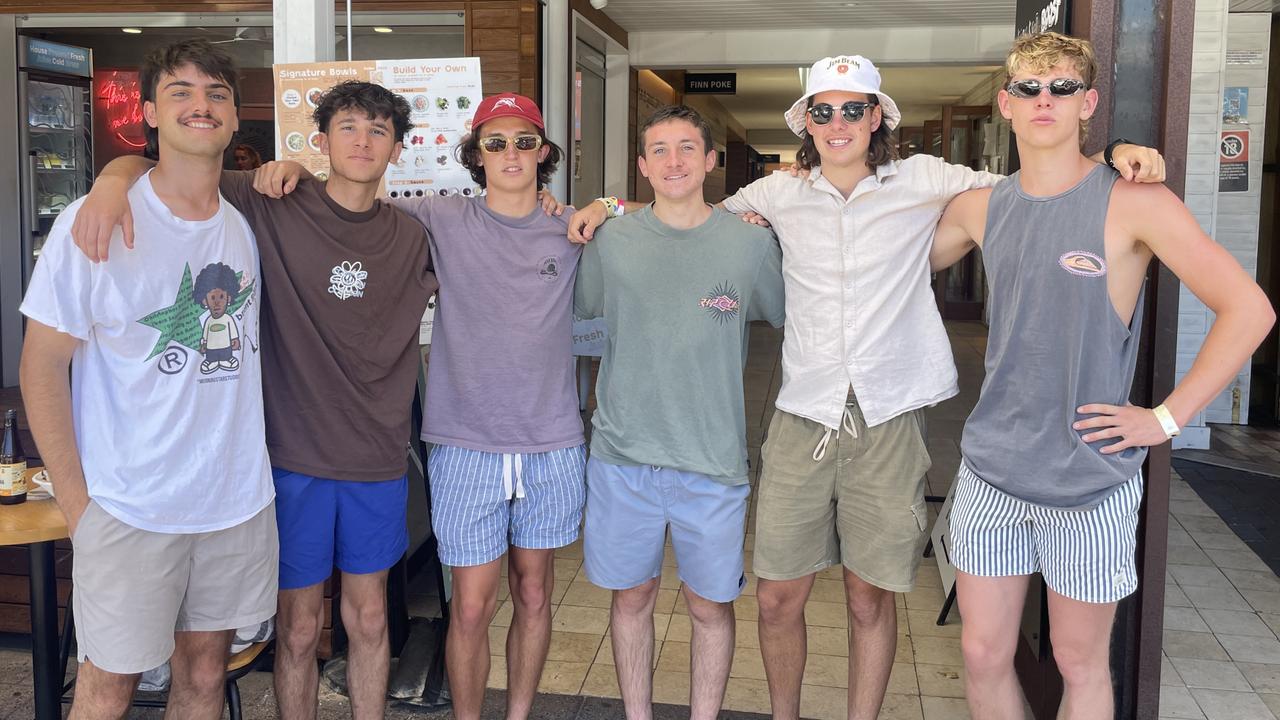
960, 165, 1147, 510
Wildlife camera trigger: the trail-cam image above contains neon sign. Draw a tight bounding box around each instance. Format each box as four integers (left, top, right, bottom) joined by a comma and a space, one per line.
95, 70, 145, 149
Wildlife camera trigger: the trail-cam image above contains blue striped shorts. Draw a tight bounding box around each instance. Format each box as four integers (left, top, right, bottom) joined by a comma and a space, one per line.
428, 443, 587, 567
949, 462, 1143, 604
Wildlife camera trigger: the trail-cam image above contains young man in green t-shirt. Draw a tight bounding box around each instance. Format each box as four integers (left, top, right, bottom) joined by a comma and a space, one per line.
574, 105, 785, 720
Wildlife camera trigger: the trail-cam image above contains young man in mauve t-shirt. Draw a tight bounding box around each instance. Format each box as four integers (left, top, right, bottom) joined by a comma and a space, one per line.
20, 39, 277, 719
72, 81, 437, 719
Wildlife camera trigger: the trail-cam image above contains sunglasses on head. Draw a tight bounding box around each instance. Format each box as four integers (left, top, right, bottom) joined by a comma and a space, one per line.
807, 100, 878, 125
479, 134, 543, 154
1004, 78, 1087, 99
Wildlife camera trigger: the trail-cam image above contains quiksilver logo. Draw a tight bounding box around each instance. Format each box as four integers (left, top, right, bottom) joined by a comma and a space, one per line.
1058, 251, 1106, 277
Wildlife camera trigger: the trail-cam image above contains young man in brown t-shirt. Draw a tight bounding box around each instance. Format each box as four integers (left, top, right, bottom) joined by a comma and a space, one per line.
72, 81, 437, 719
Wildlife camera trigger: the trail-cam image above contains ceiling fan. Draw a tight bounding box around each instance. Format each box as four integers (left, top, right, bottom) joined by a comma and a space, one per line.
210, 27, 273, 44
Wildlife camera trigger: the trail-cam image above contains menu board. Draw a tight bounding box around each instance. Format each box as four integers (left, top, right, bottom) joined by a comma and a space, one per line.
273, 58, 483, 198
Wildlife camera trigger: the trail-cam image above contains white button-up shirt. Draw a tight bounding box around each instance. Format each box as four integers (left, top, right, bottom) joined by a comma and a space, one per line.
723, 154, 1001, 429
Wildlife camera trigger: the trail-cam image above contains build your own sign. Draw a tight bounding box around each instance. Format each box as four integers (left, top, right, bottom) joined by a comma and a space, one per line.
273, 58, 482, 199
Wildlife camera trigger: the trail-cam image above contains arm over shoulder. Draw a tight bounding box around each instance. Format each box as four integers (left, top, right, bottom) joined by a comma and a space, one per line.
930, 187, 991, 272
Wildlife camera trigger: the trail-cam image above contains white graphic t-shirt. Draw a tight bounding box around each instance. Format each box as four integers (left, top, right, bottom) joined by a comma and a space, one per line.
20, 170, 273, 533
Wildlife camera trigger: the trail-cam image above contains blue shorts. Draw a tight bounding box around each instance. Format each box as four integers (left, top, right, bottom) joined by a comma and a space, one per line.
583, 458, 749, 603
272, 468, 409, 590
428, 444, 586, 567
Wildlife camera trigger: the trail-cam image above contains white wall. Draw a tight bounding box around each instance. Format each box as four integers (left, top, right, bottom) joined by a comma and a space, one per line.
1174, 7, 1271, 448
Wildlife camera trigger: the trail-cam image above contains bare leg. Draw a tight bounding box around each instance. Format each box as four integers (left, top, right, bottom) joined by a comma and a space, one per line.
68, 658, 140, 720
683, 587, 735, 720
275, 583, 326, 720
505, 548, 556, 720
957, 571, 1031, 720
844, 571, 896, 720
446, 560, 503, 720
340, 570, 392, 720
756, 574, 816, 720
611, 578, 660, 720
1047, 589, 1118, 720
165, 629, 234, 720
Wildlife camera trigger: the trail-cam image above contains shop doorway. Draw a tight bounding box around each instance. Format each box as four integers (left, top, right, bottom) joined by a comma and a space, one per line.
573, 38, 606, 209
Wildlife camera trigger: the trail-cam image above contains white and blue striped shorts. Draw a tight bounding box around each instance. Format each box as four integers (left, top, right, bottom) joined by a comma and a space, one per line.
949, 462, 1143, 604
428, 443, 587, 567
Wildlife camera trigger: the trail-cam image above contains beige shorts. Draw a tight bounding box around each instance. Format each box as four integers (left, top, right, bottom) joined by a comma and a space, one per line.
71, 501, 279, 674
753, 397, 931, 592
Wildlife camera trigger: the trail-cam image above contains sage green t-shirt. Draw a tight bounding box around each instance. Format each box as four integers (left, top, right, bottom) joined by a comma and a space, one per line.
574, 205, 785, 485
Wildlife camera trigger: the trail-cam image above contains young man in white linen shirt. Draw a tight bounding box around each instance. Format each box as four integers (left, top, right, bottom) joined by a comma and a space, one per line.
569, 54, 1165, 720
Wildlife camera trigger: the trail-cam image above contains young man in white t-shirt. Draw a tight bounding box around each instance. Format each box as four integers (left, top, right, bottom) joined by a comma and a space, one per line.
18, 39, 276, 718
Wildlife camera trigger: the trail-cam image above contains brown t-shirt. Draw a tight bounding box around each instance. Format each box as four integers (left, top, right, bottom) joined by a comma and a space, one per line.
220, 171, 438, 481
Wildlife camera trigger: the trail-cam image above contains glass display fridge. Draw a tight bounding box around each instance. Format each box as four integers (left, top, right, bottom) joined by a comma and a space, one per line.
17, 37, 93, 282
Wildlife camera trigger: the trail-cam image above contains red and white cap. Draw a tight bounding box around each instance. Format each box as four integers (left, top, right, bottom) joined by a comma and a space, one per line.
785, 55, 901, 136
471, 92, 545, 131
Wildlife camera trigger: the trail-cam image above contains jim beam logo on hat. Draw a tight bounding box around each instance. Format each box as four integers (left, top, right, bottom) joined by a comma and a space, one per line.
826, 56, 861, 72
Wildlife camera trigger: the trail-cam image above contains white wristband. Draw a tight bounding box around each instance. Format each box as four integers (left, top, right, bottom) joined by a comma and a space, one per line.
1152, 404, 1180, 438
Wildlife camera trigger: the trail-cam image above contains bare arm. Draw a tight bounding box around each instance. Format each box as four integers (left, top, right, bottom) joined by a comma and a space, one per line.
70, 155, 155, 262
930, 188, 991, 271
1075, 182, 1275, 451
18, 321, 91, 535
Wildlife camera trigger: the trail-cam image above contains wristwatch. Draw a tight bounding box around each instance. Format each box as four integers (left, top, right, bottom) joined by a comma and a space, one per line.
1104, 138, 1133, 170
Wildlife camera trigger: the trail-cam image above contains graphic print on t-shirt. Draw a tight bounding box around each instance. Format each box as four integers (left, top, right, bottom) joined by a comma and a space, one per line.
538, 255, 560, 282
699, 282, 741, 324
328, 260, 368, 300
137, 262, 256, 379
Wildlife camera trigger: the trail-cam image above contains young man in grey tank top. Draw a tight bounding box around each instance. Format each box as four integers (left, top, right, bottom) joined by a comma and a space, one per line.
932, 32, 1275, 720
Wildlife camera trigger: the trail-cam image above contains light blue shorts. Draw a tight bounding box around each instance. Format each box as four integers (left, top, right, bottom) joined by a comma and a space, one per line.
428, 443, 586, 567
583, 457, 749, 603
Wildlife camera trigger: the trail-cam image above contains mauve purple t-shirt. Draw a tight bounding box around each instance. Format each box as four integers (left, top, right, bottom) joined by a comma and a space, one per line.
394, 195, 584, 453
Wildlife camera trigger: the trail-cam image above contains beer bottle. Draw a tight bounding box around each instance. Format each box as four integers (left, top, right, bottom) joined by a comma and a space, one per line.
0, 409, 28, 505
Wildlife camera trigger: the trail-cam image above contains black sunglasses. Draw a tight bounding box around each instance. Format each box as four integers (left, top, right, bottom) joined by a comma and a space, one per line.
1004, 78, 1087, 99
807, 100, 878, 125
479, 134, 543, 154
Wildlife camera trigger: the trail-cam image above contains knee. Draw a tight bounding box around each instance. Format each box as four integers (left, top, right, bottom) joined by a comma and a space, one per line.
509, 572, 551, 616
847, 587, 894, 628
1050, 634, 1109, 688
75, 668, 138, 716
278, 611, 322, 658
684, 592, 733, 627
183, 662, 228, 699
452, 594, 499, 633
756, 583, 805, 625
613, 581, 659, 617
961, 628, 1016, 678
343, 598, 388, 645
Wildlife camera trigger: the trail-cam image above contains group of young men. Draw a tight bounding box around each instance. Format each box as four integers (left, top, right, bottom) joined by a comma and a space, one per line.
16, 29, 1274, 720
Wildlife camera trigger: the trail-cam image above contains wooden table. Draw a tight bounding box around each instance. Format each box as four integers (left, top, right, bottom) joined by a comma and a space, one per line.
0, 468, 67, 720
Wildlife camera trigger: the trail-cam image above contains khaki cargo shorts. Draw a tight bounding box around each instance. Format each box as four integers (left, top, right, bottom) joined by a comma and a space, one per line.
753, 396, 931, 592
71, 501, 279, 674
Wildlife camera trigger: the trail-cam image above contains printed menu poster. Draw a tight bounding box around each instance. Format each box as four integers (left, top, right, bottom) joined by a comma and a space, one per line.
273, 58, 483, 198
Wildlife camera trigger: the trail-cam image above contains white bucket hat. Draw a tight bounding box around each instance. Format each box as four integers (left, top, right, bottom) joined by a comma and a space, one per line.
785, 55, 902, 136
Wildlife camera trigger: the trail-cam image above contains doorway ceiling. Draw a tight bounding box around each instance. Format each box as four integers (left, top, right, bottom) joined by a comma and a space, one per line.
599, 0, 1015, 31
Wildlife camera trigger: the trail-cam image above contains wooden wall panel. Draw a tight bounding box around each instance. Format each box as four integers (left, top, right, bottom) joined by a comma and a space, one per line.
4, 0, 541, 101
